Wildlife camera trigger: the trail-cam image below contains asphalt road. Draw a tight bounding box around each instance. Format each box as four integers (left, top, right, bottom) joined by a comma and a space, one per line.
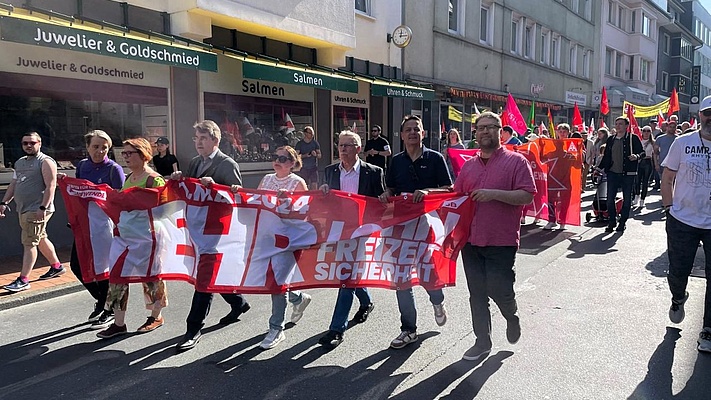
0, 192, 708, 400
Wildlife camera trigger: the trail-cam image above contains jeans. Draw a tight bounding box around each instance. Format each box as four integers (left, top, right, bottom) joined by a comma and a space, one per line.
396, 287, 444, 333
186, 290, 249, 335
666, 214, 711, 328
606, 172, 635, 226
269, 291, 304, 331
69, 241, 109, 310
461, 244, 518, 349
634, 159, 653, 200
328, 288, 372, 333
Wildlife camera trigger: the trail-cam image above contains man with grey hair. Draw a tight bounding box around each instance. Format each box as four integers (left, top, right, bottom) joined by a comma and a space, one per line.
317, 130, 385, 348
171, 120, 250, 351
1, 132, 63, 292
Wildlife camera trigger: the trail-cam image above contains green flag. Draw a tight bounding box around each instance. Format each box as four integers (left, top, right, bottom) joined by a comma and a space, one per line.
528, 100, 536, 129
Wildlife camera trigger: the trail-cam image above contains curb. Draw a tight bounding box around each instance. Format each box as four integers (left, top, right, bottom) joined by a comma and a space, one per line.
0, 281, 83, 311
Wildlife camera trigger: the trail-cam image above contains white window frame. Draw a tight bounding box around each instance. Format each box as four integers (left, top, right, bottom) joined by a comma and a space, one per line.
524, 23, 535, 59
608, 1, 615, 24
511, 18, 519, 54
662, 71, 669, 91
541, 29, 550, 64
479, 4, 493, 46
617, 5, 626, 30
640, 59, 649, 82
615, 52, 622, 77
583, 50, 590, 78
569, 44, 578, 74
631, 10, 636, 33
642, 13, 651, 37
584, 0, 592, 20
605, 48, 613, 75
449, 0, 465, 34
355, 0, 371, 16
663, 33, 670, 54
551, 34, 560, 68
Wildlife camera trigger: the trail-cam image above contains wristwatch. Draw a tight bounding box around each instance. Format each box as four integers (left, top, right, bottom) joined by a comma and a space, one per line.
39, 205, 47, 211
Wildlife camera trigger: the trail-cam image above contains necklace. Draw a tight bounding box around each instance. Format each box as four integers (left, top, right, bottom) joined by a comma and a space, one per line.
699, 133, 710, 173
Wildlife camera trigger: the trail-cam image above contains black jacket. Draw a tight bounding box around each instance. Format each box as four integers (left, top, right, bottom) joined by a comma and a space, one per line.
599, 133, 644, 175
323, 160, 385, 198
186, 150, 242, 186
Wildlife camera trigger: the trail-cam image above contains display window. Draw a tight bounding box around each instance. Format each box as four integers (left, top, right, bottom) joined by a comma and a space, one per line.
332, 105, 368, 162
203, 92, 313, 163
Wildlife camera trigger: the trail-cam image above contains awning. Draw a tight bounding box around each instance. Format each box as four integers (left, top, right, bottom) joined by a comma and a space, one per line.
0, 11, 218, 71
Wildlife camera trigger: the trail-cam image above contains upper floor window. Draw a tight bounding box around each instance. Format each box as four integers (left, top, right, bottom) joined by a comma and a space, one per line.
569, 44, 578, 74
541, 30, 550, 64
631, 10, 636, 33
642, 14, 651, 37
480, 5, 492, 45
605, 48, 613, 75
355, 0, 371, 15
511, 18, 519, 54
551, 35, 560, 67
448, 0, 460, 32
681, 38, 693, 60
608, 1, 615, 23
583, 50, 591, 78
524, 24, 534, 58
663, 33, 670, 54
640, 59, 650, 82
617, 5, 626, 30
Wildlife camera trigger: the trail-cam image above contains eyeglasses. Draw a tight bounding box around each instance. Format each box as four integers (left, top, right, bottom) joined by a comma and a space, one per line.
408, 164, 420, 182
703, 109, 711, 117
22, 141, 39, 146
271, 154, 293, 163
121, 151, 139, 157
475, 124, 501, 132
192, 136, 211, 142
338, 143, 358, 149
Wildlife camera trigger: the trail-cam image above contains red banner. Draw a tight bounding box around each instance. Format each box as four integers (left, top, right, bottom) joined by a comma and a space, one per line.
58, 178, 474, 293
448, 137, 581, 225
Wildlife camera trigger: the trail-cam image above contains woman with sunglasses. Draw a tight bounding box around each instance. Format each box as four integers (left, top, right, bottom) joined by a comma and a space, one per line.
97, 137, 168, 339
231, 145, 311, 350
60, 130, 125, 329
633, 125, 655, 209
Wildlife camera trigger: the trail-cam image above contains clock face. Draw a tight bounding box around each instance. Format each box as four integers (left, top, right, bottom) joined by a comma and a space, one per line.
392, 25, 412, 48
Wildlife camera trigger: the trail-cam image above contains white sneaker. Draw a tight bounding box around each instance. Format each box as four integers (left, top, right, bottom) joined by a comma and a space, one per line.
433, 303, 447, 326
543, 221, 559, 230
632, 195, 640, 207
290, 293, 312, 324
259, 328, 285, 350
390, 331, 418, 349
698, 327, 711, 353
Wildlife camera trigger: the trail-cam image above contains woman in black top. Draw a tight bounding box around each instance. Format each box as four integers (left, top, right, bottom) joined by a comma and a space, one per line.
152, 137, 179, 176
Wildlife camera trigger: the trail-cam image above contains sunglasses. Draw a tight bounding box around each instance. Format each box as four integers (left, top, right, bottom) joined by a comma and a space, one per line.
271, 154, 293, 163
22, 141, 39, 146
703, 109, 711, 117
371, 129, 380, 132
121, 150, 139, 157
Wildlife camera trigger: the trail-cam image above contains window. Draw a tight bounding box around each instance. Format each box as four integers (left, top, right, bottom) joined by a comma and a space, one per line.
608, 1, 615, 23
511, 19, 518, 53
480, 6, 490, 43
615, 52, 622, 77
540, 30, 549, 63
551, 35, 559, 67
583, 50, 590, 78
584, 0, 592, 20
617, 5, 626, 30
681, 38, 693, 60
569, 44, 577, 74
525, 25, 533, 58
642, 14, 651, 37
448, 0, 459, 32
662, 71, 669, 91
572, 0, 580, 14
663, 33, 670, 54
605, 48, 612, 75
631, 10, 636, 33
355, 0, 370, 15
628, 55, 634, 80
640, 59, 649, 82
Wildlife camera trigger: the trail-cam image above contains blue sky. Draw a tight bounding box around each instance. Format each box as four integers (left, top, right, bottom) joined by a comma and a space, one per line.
701, 0, 711, 12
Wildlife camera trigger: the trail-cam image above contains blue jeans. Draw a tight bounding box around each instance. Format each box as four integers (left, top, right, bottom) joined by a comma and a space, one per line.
666, 214, 711, 328
396, 287, 445, 333
269, 291, 303, 331
328, 288, 372, 333
461, 244, 518, 349
606, 172, 635, 226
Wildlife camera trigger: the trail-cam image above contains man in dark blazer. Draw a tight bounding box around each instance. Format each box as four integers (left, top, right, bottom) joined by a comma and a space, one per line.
317, 130, 385, 348
171, 120, 250, 351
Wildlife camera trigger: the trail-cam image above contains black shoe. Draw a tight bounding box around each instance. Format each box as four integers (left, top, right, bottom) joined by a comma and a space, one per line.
604, 224, 615, 233
616, 223, 626, 232
352, 303, 375, 324
219, 303, 251, 325
176, 331, 202, 352
91, 310, 115, 330
88, 302, 103, 321
506, 316, 521, 344
318, 330, 344, 348
39, 266, 65, 280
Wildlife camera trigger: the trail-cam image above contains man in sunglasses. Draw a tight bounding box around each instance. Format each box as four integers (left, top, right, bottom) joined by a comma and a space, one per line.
1, 132, 64, 292
170, 120, 250, 351
379, 115, 453, 349
364, 125, 391, 170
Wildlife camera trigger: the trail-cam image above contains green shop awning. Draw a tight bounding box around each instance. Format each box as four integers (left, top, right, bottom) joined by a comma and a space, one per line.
0, 14, 218, 71
371, 83, 434, 101
243, 61, 359, 93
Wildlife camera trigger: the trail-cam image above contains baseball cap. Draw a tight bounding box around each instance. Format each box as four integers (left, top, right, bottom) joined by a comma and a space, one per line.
155, 137, 169, 145
650, 118, 657, 123
700, 95, 711, 112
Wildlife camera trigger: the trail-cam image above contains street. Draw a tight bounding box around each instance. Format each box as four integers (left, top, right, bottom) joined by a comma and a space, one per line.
0, 191, 708, 400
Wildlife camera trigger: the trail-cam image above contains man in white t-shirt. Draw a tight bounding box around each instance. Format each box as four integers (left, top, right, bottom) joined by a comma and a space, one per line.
661, 95, 711, 354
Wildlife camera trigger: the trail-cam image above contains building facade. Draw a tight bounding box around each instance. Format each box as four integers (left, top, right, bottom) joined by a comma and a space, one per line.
682, 0, 711, 115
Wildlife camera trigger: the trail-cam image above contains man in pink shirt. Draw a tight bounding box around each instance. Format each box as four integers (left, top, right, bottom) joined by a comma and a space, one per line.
454, 111, 537, 362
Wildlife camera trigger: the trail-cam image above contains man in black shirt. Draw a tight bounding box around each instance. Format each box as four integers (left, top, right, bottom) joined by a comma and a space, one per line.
364, 125, 391, 170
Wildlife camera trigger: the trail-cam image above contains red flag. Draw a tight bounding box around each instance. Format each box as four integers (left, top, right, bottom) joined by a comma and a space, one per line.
657, 110, 666, 124
600, 87, 610, 115
626, 104, 643, 139
441, 120, 446, 134
572, 103, 584, 132
500, 110, 509, 128
668, 88, 680, 115
690, 117, 697, 129
502, 93, 528, 135
547, 108, 556, 139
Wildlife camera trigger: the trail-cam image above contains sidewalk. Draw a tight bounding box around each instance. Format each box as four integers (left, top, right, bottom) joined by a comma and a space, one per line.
0, 246, 81, 311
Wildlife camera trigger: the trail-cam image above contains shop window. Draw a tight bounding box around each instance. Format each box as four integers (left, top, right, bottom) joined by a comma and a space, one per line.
203, 93, 313, 163
0, 73, 167, 168
332, 106, 368, 162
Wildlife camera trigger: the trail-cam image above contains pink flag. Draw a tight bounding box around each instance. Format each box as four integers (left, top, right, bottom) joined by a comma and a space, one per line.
502, 93, 528, 135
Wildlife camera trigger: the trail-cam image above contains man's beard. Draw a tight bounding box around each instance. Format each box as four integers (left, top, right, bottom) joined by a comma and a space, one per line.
701, 118, 711, 136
